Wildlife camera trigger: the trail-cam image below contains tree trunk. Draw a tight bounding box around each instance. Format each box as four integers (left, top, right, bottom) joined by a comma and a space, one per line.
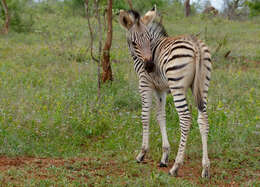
185, 0, 191, 17
1, 0, 10, 34
101, 0, 113, 83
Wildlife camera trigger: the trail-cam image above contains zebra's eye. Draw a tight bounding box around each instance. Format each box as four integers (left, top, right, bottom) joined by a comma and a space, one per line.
132, 41, 137, 46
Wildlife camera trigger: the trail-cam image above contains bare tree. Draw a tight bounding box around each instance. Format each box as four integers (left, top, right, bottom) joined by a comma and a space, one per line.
185, 0, 191, 17
223, 0, 246, 19
101, 0, 113, 82
85, 0, 102, 99
85, 0, 113, 99
1, 0, 10, 34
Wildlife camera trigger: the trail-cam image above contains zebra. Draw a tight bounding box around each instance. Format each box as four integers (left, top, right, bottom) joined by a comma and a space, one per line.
119, 6, 212, 178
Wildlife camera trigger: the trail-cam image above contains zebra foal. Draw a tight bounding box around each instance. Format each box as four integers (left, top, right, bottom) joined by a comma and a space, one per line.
119, 7, 212, 178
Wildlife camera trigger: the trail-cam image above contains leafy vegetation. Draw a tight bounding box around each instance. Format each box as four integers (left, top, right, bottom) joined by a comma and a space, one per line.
0, 1, 259, 186
247, 0, 260, 17
0, 0, 34, 32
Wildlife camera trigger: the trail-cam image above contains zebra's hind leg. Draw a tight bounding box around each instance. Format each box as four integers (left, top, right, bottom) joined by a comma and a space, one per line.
169, 92, 192, 176
198, 110, 210, 178
155, 91, 170, 167
136, 88, 153, 163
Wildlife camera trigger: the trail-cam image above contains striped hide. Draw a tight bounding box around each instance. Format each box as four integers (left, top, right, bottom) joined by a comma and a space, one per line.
119, 7, 212, 178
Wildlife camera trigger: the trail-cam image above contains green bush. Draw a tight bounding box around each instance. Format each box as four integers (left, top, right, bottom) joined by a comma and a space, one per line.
247, 0, 260, 17
0, 0, 34, 33
63, 0, 85, 17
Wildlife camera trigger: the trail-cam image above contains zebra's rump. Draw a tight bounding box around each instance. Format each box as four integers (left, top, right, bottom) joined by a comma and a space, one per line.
151, 35, 211, 90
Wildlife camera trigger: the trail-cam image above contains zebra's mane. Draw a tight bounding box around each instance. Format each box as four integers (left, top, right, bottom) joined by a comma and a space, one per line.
147, 21, 168, 40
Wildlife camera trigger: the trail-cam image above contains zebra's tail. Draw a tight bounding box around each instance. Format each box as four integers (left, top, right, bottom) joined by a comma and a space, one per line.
192, 36, 211, 112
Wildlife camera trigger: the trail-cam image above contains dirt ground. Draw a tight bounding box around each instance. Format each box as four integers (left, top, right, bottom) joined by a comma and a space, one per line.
0, 156, 259, 186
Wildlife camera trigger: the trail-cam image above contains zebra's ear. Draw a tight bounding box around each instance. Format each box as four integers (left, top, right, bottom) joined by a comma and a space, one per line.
119, 10, 134, 30
141, 5, 157, 25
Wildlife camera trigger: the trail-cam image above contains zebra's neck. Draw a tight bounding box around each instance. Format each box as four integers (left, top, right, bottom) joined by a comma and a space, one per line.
148, 22, 168, 62
148, 21, 168, 42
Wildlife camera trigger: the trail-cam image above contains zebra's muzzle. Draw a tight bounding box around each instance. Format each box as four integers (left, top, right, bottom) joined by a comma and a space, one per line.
144, 60, 155, 73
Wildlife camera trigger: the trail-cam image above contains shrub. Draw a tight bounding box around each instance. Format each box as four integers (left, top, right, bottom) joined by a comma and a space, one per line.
0, 0, 34, 33
247, 0, 260, 17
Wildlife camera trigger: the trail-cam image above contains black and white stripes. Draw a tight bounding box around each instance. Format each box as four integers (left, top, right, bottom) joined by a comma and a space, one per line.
119, 8, 212, 178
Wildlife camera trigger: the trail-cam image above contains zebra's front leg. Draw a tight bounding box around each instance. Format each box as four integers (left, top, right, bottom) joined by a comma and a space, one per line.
169, 93, 192, 176
155, 91, 170, 167
136, 88, 153, 163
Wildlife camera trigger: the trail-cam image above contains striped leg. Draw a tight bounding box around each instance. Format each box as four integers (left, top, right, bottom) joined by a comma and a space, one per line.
155, 91, 170, 167
136, 88, 153, 163
198, 110, 210, 178
169, 91, 192, 176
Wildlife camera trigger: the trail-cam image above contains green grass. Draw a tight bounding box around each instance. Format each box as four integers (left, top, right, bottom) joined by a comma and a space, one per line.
0, 9, 259, 186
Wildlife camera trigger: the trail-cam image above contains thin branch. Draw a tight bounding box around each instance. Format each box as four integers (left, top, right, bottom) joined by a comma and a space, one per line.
95, 0, 102, 61
95, 0, 102, 99
85, 0, 102, 101
103, 7, 107, 32
85, 0, 98, 62
213, 42, 223, 56
125, 0, 133, 9
224, 50, 231, 58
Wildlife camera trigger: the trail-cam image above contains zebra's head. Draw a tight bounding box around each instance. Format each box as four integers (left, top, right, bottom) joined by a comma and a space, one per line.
119, 7, 157, 73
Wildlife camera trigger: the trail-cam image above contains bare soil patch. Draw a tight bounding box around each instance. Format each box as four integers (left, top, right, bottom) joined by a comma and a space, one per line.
0, 156, 259, 186
148, 158, 260, 186
0, 156, 89, 171
0, 156, 124, 184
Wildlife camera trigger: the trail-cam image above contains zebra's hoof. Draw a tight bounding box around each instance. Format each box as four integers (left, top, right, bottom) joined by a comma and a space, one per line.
169, 169, 178, 177
159, 162, 167, 167
136, 157, 143, 163
136, 154, 145, 163
201, 169, 210, 178
169, 168, 178, 177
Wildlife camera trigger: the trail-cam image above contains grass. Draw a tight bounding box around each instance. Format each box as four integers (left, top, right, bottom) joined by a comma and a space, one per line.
0, 7, 259, 186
